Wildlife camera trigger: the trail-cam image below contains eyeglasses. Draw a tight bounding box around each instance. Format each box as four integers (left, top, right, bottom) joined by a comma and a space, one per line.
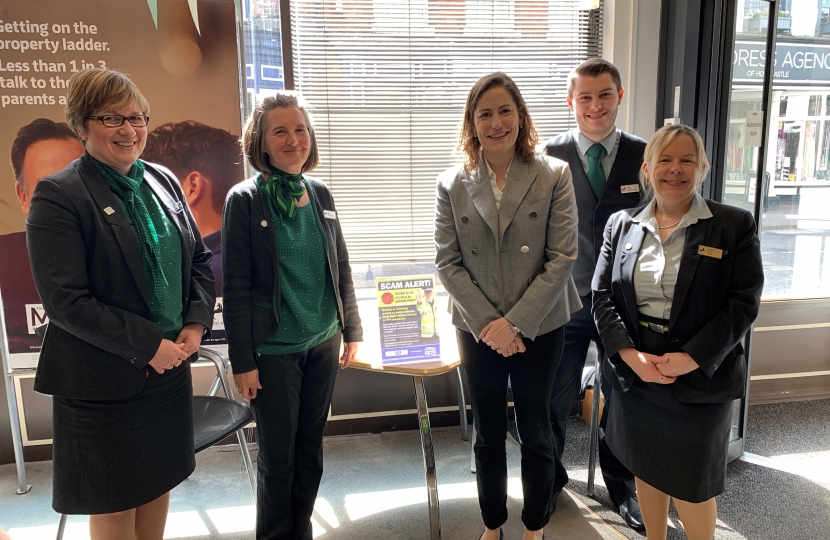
86, 115, 150, 128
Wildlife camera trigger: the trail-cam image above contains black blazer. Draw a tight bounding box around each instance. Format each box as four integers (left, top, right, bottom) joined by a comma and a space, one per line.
592, 199, 764, 403
544, 130, 646, 296
222, 176, 363, 375
26, 154, 216, 400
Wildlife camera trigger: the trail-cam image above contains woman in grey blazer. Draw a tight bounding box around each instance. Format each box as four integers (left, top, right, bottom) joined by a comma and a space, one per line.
592, 124, 763, 540
434, 72, 580, 540
223, 93, 363, 540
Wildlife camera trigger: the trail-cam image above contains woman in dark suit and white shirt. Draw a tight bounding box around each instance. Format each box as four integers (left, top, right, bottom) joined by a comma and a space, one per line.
592, 124, 764, 540
434, 72, 580, 540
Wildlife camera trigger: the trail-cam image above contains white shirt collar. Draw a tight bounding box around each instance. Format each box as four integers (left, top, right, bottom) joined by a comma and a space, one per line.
633, 192, 713, 231
482, 153, 515, 180
575, 128, 618, 157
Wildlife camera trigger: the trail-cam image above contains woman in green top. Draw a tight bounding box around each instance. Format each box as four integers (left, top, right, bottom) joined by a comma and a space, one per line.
223, 93, 363, 540
27, 69, 215, 539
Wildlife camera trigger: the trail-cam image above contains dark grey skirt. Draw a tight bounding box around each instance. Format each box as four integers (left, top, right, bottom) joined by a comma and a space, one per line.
606, 315, 733, 503
52, 362, 195, 514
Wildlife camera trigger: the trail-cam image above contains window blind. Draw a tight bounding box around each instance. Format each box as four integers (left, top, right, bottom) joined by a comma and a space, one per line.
290, 0, 602, 263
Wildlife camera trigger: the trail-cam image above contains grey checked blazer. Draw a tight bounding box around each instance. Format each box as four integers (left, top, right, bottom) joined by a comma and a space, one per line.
434, 154, 581, 340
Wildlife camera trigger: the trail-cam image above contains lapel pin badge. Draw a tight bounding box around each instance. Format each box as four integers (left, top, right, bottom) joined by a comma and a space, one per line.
104, 207, 115, 215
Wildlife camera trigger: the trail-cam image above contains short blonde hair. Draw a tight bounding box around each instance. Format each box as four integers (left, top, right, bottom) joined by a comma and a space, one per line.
457, 72, 538, 173
640, 124, 710, 200
241, 93, 319, 174
65, 69, 150, 137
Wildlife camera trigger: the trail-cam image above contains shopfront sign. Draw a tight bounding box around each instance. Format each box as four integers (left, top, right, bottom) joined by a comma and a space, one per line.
733, 39, 830, 85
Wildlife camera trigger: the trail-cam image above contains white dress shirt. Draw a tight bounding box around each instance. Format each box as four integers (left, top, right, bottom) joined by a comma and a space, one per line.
632, 193, 713, 319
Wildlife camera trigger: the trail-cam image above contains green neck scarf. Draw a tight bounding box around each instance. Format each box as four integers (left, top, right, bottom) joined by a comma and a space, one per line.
91, 155, 168, 286
261, 168, 306, 218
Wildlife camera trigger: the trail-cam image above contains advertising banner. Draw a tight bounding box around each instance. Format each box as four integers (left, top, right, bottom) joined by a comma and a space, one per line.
376, 275, 440, 365
0, 0, 243, 370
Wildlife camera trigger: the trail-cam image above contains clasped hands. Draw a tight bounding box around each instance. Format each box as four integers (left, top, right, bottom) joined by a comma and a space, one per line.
147, 322, 205, 374
619, 347, 699, 384
480, 317, 526, 357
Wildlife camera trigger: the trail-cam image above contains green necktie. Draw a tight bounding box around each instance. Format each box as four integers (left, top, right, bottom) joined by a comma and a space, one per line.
586, 143, 606, 199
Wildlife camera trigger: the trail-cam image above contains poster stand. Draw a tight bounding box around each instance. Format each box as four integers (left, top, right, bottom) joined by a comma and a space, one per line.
0, 286, 32, 494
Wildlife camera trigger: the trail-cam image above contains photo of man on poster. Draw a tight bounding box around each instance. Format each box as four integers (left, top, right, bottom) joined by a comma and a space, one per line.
416, 287, 440, 342
0, 118, 84, 356
141, 120, 244, 297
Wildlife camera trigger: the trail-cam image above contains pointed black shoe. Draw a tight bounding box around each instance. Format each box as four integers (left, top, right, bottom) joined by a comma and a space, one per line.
618, 496, 645, 530
477, 528, 504, 540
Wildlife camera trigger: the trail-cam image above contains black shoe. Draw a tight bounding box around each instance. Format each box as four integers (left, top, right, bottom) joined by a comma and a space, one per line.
618, 496, 645, 530
477, 528, 504, 540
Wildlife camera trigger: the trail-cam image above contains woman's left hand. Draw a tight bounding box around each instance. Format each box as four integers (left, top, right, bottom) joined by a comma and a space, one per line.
655, 352, 699, 377
340, 342, 360, 369
480, 318, 516, 351
174, 322, 205, 357
496, 337, 526, 357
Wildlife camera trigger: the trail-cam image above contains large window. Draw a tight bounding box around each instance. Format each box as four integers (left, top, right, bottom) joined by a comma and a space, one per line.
241, 1, 603, 359
727, 6, 830, 300
290, 0, 602, 263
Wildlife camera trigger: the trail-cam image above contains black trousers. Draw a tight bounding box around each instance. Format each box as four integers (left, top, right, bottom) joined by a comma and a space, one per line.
548, 295, 635, 505
459, 326, 564, 531
251, 332, 341, 540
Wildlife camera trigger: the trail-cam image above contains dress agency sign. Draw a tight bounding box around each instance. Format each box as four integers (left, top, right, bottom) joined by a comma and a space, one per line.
733, 40, 830, 84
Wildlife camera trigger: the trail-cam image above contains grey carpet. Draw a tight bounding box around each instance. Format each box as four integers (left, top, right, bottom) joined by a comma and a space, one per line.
0, 426, 618, 539
1, 400, 828, 539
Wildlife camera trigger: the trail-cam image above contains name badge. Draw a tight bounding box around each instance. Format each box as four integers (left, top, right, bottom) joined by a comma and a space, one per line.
323, 209, 337, 220
621, 184, 640, 194
698, 245, 724, 259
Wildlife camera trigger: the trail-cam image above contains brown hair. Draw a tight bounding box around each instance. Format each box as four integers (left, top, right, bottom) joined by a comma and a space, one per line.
142, 121, 244, 213
10, 118, 78, 189
567, 58, 622, 99
640, 123, 711, 200
241, 93, 319, 174
457, 72, 538, 172
65, 69, 150, 138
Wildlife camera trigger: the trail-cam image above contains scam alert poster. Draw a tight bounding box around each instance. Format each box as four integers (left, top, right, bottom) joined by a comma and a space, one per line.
377, 275, 440, 365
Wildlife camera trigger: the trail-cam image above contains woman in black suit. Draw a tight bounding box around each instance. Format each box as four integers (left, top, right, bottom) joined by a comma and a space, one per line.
223, 92, 363, 540
26, 69, 215, 539
592, 123, 763, 540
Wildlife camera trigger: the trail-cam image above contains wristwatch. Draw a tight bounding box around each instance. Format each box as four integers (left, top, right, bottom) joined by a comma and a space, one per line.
506, 320, 521, 339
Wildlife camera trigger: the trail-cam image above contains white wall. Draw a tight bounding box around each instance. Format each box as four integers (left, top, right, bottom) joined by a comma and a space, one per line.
602, 0, 662, 140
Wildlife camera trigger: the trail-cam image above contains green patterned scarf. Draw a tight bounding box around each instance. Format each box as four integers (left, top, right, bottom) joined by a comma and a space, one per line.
91, 155, 169, 286
261, 168, 306, 218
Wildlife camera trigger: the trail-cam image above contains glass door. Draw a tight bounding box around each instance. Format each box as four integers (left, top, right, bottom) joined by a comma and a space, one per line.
718, 0, 779, 461
720, 0, 830, 461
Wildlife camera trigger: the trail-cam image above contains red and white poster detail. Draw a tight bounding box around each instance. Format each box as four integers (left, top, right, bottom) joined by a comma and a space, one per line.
0, 0, 244, 370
